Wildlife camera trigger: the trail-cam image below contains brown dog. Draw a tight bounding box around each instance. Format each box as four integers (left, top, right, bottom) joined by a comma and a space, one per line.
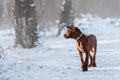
64, 26, 97, 71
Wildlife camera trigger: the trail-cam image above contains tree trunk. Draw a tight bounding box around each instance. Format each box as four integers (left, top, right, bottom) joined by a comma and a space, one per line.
0, 1, 3, 25
13, 0, 38, 48
57, 0, 74, 36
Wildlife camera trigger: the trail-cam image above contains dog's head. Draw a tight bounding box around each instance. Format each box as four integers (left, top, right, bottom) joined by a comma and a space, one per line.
64, 26, 81, 39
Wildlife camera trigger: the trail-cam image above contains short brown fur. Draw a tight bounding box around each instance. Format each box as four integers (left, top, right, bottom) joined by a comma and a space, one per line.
64, 26, 97, 71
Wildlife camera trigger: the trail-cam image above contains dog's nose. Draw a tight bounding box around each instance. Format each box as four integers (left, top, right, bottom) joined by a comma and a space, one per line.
64, 34, 67, 38
64, 34, 66, 38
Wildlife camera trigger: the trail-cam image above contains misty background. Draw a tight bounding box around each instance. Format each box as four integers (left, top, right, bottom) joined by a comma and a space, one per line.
0, 0, 120, 30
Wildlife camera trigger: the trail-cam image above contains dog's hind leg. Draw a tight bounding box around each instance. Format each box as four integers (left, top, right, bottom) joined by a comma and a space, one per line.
89, 54, 92, 67
92, 47, 97, 67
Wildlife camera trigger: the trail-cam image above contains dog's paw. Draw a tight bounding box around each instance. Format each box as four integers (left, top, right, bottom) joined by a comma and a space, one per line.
88, 64, 92, 67
82, 64, 88, 71
92, 63, 97, 67
82, 68, 88, 72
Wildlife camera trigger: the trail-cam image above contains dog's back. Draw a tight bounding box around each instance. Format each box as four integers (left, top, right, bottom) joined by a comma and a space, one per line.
87, 34, 97, 54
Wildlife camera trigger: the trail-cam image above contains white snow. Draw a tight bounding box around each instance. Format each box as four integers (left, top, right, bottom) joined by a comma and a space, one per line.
0, 16, 120, 80
30, 3, 36, 7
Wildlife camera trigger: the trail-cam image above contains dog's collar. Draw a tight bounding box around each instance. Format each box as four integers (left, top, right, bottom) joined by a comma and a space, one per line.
76, 33, 83, 40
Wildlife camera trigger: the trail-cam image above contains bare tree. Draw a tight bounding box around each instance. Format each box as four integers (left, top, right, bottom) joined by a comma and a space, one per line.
13, 0, 38, 48
57, 0, 74, 36
0, 1, 3, 26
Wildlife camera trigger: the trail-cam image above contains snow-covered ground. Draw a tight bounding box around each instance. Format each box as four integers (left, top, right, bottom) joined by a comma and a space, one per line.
0, 16, 120, 80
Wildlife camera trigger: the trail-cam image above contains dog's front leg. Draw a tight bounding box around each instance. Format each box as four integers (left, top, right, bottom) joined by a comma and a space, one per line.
83, 51, 89, 71
77, 49, 84, 69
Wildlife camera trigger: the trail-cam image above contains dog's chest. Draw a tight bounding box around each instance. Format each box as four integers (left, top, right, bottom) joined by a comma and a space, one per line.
76, 42, 84, 52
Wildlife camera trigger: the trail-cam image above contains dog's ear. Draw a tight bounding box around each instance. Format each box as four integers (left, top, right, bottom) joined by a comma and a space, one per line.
67, 26, 75, 32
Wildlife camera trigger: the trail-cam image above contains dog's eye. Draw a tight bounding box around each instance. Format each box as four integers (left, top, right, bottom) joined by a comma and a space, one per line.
68, 30, 71, 32
68, 30, 73, 35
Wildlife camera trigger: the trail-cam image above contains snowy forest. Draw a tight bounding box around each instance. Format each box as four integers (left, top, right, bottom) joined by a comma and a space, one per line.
0, 0, 120, 80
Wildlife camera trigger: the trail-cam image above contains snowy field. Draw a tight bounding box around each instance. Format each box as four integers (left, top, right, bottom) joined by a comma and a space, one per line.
0, 16, 120, 80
